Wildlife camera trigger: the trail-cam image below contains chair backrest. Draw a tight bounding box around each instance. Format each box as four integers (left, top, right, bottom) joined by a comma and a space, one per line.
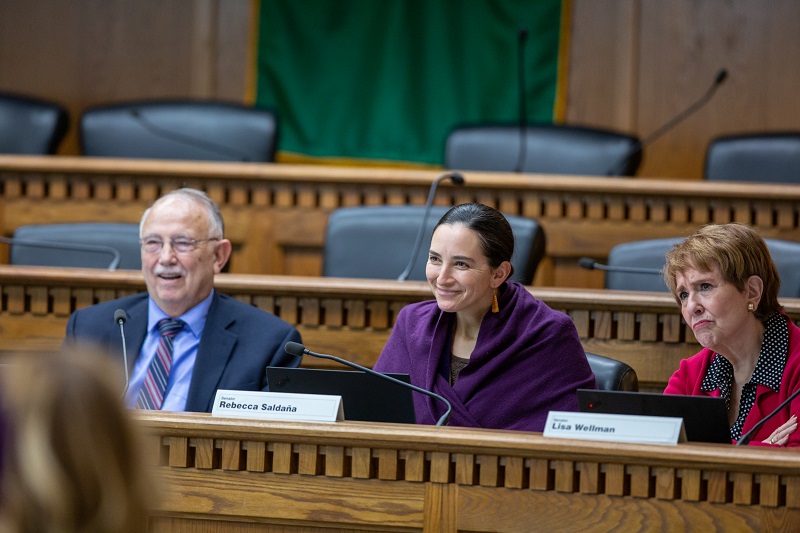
322, 205, 545, 284
585, 352, 639, 392
704, 132, 800, 183
80, 100, 278, 162
10, 223, 141, 270
0, 91, 69, 154
605, 237, 683, 292
606, 237, 800, 298
444, 123, 641, 176
765, 239, 800, 299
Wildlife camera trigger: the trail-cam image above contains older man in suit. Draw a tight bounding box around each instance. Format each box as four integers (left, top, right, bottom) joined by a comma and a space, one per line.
64, 188, 301, 412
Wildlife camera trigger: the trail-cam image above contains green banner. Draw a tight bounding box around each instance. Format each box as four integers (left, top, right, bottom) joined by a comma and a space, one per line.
255, 0, 567, 166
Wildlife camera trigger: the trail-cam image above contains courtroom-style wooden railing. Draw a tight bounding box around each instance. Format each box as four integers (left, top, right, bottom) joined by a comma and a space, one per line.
137, 412, 800, 532
2, 155, 800, 288
7, 265, 800, 391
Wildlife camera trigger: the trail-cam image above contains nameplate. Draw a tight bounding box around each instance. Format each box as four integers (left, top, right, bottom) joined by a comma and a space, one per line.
212, 389, 344, 422
543, 411, 686, 445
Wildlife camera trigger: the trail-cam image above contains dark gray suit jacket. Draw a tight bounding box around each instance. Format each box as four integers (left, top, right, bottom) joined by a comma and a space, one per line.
64, 291, 302, 412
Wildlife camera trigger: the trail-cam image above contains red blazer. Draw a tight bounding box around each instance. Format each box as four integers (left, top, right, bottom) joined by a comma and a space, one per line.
664, 315, 800, 447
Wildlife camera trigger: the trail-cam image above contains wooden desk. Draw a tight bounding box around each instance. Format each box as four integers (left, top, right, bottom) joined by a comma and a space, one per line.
137, 411, 800, 532
6, 265, 800, 391
2, 155, 800, 288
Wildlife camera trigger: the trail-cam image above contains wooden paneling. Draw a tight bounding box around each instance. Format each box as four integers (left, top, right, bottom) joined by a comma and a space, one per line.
566, 0, 640, 131
0, 0, 250, 155
7, 265, 800, 391
568, 0, 800, 179
2, 1, 800, 179
635, 0, 800, 179
137, 412, 800, 532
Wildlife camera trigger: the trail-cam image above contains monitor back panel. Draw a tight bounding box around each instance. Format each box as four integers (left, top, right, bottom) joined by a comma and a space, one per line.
578, 389, 730, 444
266, 367, 416, 424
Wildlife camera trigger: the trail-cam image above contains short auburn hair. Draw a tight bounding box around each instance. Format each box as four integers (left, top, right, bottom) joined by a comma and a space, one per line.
663, 223, 782, 320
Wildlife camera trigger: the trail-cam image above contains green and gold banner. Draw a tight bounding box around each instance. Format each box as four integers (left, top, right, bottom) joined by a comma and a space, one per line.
253, 0, 568, 166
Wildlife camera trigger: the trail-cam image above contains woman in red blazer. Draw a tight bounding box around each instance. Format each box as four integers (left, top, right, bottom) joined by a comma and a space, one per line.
663, 223, 799, 446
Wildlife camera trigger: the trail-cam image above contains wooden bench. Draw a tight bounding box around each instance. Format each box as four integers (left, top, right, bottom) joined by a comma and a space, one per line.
2, 155, 800, 289
138, 411, 800, 532
5, 265, 800, 391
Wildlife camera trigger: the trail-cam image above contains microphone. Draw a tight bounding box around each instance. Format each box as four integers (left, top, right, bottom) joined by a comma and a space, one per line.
578, 257, 662, 276
0, 236, 121, 271
114, 309, 130, 398
397, 171, 465, 282
605, 68, 729, 176
284, 341, 452, 426
514, 27, 528, 173
736, 386, 800, 446
128, 108, 252, 162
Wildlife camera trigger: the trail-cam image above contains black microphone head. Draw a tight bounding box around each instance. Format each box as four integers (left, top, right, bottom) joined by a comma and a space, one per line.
715, 69, 728, 85
518, 27, 528, 41
113, 308, 128, 325
449, 172, 465, 186
578, 257, 597, 270
284, 341, 307, 358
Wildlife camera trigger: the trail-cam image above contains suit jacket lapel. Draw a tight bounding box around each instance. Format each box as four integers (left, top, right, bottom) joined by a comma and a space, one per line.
123, 297, 150, 375
185, 292, 238, 412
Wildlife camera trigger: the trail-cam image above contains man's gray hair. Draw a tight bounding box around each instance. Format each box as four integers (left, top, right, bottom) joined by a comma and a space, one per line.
139, 188, 224, 238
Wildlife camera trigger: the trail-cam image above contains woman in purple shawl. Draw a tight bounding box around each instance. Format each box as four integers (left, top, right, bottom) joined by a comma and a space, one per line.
374, 203, 596, 432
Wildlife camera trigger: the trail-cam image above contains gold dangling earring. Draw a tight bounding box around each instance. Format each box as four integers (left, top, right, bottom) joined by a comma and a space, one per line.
748, 302, 755, 312
491, 290, 500, 313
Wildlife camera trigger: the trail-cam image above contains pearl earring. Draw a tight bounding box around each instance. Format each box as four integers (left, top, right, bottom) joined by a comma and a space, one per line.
748, 302, 755, 312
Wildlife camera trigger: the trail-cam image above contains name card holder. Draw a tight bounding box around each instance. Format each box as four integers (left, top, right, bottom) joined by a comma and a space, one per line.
543, 411, 686, 445
212, 389, 344, 422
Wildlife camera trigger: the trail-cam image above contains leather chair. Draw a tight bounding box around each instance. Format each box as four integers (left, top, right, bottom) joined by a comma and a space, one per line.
0, 91, 69, 154
605, 237, 800, 297
444, 123, 641, 176
765, 239, 800, 299
586, 353, 639, 392
704, 132, 800, 183
80, 100, 278, 162
322, 205, 545, 284
605, 237, 681, 292
9, 223, 141, 270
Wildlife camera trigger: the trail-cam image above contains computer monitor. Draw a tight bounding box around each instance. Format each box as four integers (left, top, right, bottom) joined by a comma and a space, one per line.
265, 367, 416, 424
577, 389, 731, 444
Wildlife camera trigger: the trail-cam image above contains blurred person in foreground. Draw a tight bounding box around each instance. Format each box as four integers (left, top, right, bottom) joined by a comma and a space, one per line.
64, 188, 301, 412
664, 223, 799, 446
0, 349, 154, 533
374, 203, 596, 431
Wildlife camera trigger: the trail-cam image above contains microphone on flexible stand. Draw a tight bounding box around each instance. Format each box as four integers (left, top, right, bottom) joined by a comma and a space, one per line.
396, 171, 465, 282
284, 341, 452, 426
128, 108, 252, 162
0, 236, 122, 271
736, 386, 800, 446
578, 257, 662, 276
605, 68, 729, 176
514, 27, 528, 173
113, 309, 130, 398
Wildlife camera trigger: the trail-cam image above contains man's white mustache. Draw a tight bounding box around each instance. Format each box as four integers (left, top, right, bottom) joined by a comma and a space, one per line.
155, 269, 182, 277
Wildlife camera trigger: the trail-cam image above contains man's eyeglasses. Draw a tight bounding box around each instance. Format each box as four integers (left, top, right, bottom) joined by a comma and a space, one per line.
140, 237, 220, 254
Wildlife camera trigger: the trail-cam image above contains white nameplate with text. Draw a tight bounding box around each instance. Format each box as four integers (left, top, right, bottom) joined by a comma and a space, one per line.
212, 389, 344, 422
543, 411, 686, 445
